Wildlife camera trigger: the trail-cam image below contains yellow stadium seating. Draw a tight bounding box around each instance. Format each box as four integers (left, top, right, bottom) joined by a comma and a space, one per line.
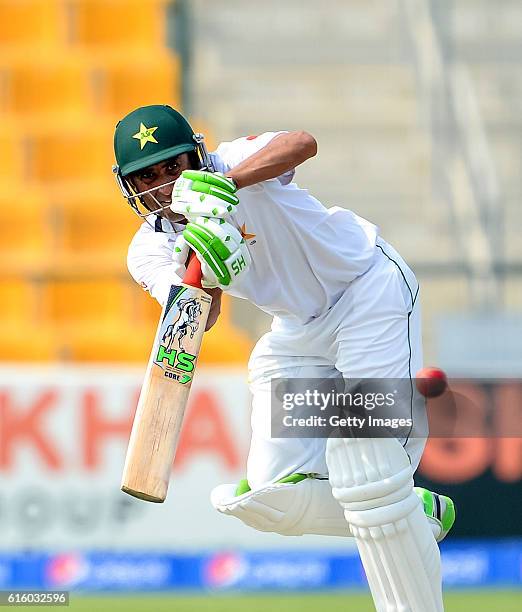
93, 55, 181, 116
51, 188, 141, 257
0, 0, 66, 49
0, 189, 51, 274
1, 57, 92, 116
55, 320, 154, 361
0, 0, 247, 364
43, 278, 130, 324
0, 324, 57, 360
0, 279, 57, 360
133, 286, 162, 326
0, 279, 35, 322
28, 125, 114, 183
0, 127, 24, 184
70, 0, 169, 49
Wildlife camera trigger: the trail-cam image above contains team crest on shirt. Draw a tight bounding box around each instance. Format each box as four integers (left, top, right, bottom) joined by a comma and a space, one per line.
240, 223, 256, 244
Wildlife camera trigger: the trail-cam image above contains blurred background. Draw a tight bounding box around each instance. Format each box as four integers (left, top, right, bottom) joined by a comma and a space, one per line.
0, 0, 520, 609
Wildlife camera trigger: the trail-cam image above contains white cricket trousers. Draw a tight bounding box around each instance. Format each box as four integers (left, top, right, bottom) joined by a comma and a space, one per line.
246, 237, 424, 488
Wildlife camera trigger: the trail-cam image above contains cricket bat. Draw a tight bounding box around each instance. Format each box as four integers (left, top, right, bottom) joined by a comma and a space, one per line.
121, 255, 212, 502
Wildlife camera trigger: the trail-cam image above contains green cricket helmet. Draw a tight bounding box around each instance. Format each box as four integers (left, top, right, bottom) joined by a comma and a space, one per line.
112, 104, 214, 223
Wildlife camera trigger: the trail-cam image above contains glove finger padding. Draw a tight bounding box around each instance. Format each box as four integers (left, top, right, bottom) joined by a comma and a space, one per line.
170, 170, 239, 220
170, 229, 223, 289
183, 218, 251, 289
198, 218, 252, 283
170, 189, 236, 220
182, 170, 238, 205
182, 170, 237, 195
194, 216, 244, 254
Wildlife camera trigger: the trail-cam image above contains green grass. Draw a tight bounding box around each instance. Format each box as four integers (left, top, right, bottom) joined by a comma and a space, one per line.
39, 591, 520, 612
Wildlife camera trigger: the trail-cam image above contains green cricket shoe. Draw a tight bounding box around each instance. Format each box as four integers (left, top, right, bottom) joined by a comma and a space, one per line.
414, 486, 456, 542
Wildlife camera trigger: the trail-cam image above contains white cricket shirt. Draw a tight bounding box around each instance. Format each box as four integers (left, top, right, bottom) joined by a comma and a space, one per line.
127, 132, 379, 324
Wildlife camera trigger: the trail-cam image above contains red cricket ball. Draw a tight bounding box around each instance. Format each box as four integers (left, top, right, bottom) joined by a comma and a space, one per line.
415, 367, 448, 398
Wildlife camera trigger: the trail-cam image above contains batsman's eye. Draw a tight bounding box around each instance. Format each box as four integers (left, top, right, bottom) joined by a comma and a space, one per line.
165, 163, 182, 178
137, 171, 155, 183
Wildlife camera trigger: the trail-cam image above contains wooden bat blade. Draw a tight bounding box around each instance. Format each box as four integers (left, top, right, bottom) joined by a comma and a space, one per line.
121, 281, 211, 502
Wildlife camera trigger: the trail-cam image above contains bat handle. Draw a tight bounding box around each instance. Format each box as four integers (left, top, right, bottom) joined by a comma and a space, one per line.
183, 252, 203, 289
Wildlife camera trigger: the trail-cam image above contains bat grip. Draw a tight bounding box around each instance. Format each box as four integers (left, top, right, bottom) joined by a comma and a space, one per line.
183, 252, 203, 289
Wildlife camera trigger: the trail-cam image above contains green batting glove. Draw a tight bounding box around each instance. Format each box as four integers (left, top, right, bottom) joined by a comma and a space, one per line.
183, 217, 251, 289
170, 170, 239, 220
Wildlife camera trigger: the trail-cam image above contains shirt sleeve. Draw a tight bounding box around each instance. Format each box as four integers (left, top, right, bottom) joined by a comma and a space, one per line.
213, 131, 295, 185
127, 222, 184, 307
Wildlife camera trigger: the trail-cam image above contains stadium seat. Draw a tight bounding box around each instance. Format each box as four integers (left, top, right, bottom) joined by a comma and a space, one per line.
56, 320, 154, 362
0, 127, 24, 184
70, 0, 169, 49
32, 279, 157, 361
0, 322, 57, 360
28, 124, 114, 183
0, 279, 35, 323
0, 279, 57, 360
51, 187, 141, 261
93, 55, 181, 116
43, 278, 130, 324
0, 189, 51, 274
0, 0, 65, 49
1, 57, 91, 116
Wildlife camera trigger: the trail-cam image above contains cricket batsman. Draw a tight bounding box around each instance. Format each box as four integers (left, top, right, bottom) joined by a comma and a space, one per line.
113, 105, 455, 611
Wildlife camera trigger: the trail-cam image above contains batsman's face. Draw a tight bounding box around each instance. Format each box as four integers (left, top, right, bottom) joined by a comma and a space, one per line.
129, 153, 192, 224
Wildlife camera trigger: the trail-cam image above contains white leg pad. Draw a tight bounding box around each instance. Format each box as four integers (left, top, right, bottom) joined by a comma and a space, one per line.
327, 437, 444, 612
210, 478, 351, 537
